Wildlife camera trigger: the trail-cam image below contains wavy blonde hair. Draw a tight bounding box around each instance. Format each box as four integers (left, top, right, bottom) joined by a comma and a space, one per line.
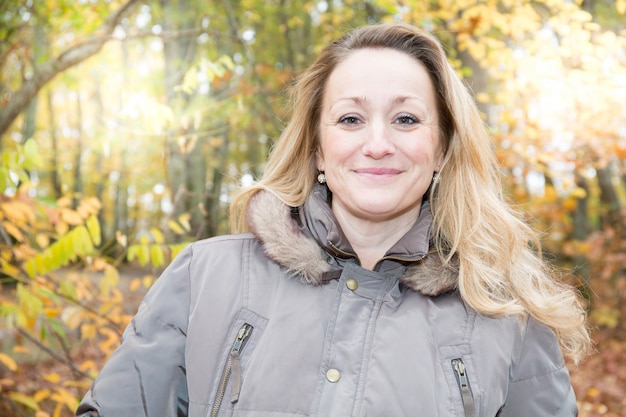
230, 23, 590, 363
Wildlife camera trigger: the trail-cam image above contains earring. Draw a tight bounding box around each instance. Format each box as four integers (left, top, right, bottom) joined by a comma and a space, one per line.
317, 172, 326, 184
432, 172, 441, 185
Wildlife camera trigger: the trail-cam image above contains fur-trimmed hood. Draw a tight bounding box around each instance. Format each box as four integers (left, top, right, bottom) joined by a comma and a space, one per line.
247, 185, 458, 296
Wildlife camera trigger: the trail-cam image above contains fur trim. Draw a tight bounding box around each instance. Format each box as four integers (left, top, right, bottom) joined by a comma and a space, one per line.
401, 254, 459, 296
247, 190, 458, 295
247, 191, 330, 285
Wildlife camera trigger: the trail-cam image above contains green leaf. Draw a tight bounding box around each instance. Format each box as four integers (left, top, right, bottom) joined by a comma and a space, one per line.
127, 245, 138, 262
86, 215, 101, 246
138, 245, 150, 266
48, 318, 68, 344
150, 244, 165, 268
59, 280, 78, 301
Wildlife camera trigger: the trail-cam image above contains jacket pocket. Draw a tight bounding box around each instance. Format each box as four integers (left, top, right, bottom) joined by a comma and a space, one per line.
209, 310, 267, 417
451, 358, 476, 417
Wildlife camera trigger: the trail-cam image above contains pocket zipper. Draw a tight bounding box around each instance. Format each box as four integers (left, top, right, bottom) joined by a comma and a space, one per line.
211, 323, 254, 417
452, 358, 476, 417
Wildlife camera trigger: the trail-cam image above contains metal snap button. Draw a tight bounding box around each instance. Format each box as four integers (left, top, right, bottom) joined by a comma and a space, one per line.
346, 278, 358, 291
326, 368, 341, 383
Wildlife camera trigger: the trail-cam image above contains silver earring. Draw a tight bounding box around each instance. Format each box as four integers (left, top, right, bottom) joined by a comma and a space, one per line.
432, 172, 441, 184
317, 172, 326, 184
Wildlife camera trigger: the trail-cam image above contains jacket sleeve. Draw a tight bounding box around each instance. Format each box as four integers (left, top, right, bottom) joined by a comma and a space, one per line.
499, 317, 578, 417
76, 246, 193, 417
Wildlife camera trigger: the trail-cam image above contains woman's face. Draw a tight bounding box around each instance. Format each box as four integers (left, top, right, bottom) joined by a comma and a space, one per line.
317, 47, 443, 225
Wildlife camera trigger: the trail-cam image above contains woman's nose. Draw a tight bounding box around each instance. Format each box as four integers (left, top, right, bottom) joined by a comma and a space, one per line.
362, 122, 395, 159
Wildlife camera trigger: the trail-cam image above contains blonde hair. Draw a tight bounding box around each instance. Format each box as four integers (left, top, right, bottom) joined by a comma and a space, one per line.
230, 23, 590, 363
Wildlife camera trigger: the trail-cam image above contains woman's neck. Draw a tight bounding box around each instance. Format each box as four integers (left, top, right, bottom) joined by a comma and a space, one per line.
332, 206, 420, 270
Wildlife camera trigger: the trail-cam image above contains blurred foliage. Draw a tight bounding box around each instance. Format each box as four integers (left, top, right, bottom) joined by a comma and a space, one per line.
0, 0, 625, 415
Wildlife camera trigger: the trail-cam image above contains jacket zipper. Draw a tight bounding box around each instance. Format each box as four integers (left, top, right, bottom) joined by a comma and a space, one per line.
452, 358, 476, 417
210, 323, 253, 417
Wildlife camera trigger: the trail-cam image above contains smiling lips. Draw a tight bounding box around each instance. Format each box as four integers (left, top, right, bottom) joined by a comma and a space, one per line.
354, 167, 403, 176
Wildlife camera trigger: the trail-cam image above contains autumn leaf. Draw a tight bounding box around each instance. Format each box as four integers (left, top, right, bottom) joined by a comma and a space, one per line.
0, 352, 18, 371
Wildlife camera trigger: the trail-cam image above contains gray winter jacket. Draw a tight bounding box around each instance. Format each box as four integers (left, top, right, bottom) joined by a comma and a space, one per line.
76, 185, 577, 417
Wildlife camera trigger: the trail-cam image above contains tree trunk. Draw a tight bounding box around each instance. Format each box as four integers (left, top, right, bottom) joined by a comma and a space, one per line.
46, 90, 62, 197
200, 125, 230, 238
92, 74, 106, 244
572, 171, 591, 298
597, 162, 621, 229
72, 94, 84, 208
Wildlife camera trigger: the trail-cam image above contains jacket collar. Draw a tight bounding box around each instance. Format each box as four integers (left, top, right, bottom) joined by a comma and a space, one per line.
246, 186, 458, 296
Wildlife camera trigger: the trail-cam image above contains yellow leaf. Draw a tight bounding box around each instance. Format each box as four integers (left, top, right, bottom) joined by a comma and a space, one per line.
168, 219, 185, 235
99, 267, 119, 296
587, 386, 600, 398
2, 221, 25, 242
178, 213, 191, 231
127, 245, 138, 262
73, 225, 94, 255
8, 391, 40, 410
55, 221, 69, 237
61, 208, 83, 226
61, 305, 82, 330
35, 411, 51, 417
0, 201, 35, 223
24, 259, 37, 278
43, 373, 61, 383
150, 244, 165, 267
78, 360, 97, 373
98, 327, 120, 354
116, 230, 127, 247
63, 380, 89, 388
35, 233, 50, 248
142, 275, 154, 289
86, 215, 101, 246
80, 197, 102, 213
138, 244, 150, 266
129, 278, 141, 292
50, 387, 78, 412
44, 308, 61, 318
0, 258, 20, 278
0, 352, 18, 371
80, 323, 96, 341
57, 197, 71, 208
150, 227, 164, 244
571, 187, 587, 199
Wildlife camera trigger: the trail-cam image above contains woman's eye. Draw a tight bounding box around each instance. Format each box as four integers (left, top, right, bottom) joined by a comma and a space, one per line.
338, 115, 361, 125
395, 113, 419, 125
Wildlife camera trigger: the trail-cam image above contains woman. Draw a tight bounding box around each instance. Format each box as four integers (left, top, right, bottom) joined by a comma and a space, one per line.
77, 23, 590, 417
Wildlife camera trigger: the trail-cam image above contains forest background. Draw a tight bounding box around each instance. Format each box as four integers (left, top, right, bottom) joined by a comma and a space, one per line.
0, 0, 625, 416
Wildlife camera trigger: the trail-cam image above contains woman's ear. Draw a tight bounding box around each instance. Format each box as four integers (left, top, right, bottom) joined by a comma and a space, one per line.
435, 150, 444, 172
315, 150, 325, 172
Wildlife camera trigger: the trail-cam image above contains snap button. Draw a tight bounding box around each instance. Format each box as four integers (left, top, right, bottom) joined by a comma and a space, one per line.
346, 278, 358, 291
326, 368, 341, 383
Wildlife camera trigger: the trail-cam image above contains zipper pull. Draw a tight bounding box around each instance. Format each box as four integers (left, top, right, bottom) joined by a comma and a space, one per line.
453, 359, 469, 388
452, 358, 476, 417
232, 324, 253, 353
230, 323, 253, 403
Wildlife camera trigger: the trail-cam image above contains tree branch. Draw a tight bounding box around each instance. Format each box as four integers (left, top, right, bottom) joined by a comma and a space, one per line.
17, 327, 93, 380
0, 0, 142, 137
